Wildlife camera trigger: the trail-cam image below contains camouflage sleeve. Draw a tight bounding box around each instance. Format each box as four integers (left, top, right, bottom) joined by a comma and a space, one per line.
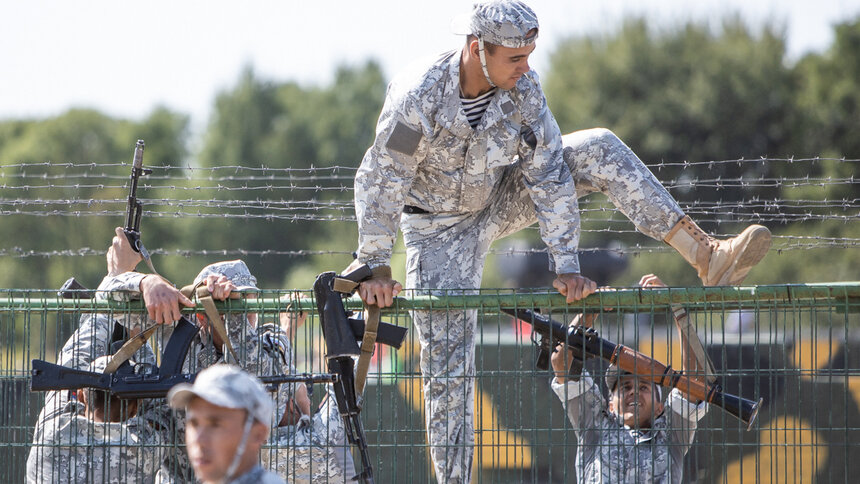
665, 388, 709, 450
96, 272, 151, 333
222, 316, 290, 425
260, 323, 298, 426
517, 73, 581, 274
96, 272, 148, 300
551, 371, 606, 435
354, 86, 428, 268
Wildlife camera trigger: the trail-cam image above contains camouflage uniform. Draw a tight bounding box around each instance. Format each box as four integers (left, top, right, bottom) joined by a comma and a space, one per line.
101, 261, 297, 482
552, 374, 708, 483
262, 386, 351, 483
167, 364, 286, 484
26, 283, 162, 484
354, 42, 685, 484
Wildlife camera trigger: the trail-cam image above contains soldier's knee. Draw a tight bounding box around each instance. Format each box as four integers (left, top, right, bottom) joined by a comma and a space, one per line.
562, 127, 622, 151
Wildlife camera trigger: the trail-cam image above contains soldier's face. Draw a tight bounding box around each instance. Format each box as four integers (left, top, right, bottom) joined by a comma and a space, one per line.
484, 41, 536, 90
609, 376, 664, 428
185, 398, 252, 483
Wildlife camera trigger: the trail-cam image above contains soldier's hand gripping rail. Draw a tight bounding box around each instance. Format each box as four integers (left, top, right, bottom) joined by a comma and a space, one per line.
503, 307, 763, 430
313, 264, 408, 484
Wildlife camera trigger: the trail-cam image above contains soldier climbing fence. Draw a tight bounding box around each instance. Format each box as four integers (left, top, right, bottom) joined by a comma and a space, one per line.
2, 283, 859, 483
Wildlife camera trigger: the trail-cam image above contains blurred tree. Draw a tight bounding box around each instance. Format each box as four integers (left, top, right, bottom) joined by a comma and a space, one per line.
192, 62, 385, 287
0, 107, 189, 289
793, 17, 860, 159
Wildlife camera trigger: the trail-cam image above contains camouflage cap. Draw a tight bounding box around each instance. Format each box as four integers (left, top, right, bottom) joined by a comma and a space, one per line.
451, 0, 539, 48
193, 259, 259, 291
167, 364, 274, 426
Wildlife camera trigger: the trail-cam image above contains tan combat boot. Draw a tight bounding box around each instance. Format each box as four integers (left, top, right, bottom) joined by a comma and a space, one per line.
664, 216, 772, 286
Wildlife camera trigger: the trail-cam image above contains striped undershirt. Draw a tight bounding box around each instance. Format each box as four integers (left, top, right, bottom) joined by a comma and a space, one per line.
461, 87, 497, 128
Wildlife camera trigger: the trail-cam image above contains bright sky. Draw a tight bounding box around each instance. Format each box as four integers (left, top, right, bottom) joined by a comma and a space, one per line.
2, 0, 859, 134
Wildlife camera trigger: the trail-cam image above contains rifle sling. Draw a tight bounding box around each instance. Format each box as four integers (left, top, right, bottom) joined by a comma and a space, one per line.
181, 283, 240, 365
104, 324, 160, 374
354, 303, 380, 395
672, 305, 716, 384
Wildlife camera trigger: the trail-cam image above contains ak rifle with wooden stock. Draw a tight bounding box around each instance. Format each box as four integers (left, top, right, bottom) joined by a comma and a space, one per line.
503, 307, 763, 430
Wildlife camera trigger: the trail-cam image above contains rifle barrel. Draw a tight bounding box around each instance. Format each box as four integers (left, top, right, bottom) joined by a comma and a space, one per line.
503, 307, 763, 429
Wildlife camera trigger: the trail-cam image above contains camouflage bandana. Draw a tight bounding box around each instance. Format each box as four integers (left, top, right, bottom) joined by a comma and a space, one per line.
451, 0, 539, 48
193, 259, 259, 291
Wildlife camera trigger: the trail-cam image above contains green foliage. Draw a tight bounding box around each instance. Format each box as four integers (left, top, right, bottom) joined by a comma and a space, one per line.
0, 16, 857, 293
189, 62, 386, 287
0, 108, 189, 289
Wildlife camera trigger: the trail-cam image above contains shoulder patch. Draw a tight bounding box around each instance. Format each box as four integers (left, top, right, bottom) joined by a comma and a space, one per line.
386, 121, 423, 156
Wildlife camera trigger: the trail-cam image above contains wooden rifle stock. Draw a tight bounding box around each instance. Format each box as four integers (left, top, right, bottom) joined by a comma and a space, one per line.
503, 307, 762, 430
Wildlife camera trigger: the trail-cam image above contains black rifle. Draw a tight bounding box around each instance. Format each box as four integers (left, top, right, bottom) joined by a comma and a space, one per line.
502, 307, 763, 430
31, 316, 337, 399
124, 140, 158, 273
313, 265, 408, 484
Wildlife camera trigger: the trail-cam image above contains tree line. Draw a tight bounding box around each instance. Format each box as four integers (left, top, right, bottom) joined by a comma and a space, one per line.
0, 16, 857, 292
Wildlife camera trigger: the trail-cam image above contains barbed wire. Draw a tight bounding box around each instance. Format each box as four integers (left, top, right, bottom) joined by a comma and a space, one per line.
0, 157, 857, 259
1, 233, 856, 259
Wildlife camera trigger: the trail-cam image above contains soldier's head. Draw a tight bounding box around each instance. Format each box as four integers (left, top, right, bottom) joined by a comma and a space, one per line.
606, 367, 665, 428
168, 364, 273, 484
194, 259, 260, 332
78, 356, 138, 422
453, 1, 539, 91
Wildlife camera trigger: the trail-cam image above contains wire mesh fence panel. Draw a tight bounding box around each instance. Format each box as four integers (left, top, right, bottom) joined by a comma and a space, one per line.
2, 284, 858, 483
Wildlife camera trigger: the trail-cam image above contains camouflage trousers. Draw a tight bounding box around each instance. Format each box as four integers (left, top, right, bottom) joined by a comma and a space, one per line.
401, 128, 684, 483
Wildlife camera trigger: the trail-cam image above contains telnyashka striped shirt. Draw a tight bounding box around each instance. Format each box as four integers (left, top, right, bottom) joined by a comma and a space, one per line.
461, 88, 497, 128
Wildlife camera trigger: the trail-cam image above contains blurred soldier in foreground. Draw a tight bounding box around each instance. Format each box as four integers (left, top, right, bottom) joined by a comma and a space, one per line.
551, 275, 709, 483
167, 364, 284, 484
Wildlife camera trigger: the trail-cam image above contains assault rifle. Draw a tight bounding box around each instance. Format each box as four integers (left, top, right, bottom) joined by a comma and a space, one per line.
124, 139, 158, 274
503, 307, 763, 430
314, 265, 408, 484
31, 316, 337, 399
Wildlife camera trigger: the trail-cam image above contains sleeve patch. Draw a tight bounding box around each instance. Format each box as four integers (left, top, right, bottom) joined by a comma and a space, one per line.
385, 121, 423, 156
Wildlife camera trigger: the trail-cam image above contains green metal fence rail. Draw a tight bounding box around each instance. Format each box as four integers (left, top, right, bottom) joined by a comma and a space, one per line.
3, 282, 859, 483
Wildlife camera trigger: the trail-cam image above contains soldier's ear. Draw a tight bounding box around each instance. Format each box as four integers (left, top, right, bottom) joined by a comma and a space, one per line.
76, 389, 85, 404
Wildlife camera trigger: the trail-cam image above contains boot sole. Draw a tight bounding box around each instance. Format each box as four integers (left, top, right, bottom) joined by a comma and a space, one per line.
717, 226, 772, 286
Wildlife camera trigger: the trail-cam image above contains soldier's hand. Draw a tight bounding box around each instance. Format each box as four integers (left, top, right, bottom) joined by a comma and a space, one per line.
550, 343, 575, 384
205, 274, 237, 300
140, 275, 194, 325
638, 273, 667, 289
553, 273, 597, 303
357, 265, 402, 308
107, 227, 142, 276
279, 294, 307, 339
570, 313, 598, 328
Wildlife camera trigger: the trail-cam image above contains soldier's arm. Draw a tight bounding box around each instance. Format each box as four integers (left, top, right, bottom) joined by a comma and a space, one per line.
354, 87, 426, 270
551, 344, 605, 435
665, 388, 709, 455
516, 73, 581, 275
